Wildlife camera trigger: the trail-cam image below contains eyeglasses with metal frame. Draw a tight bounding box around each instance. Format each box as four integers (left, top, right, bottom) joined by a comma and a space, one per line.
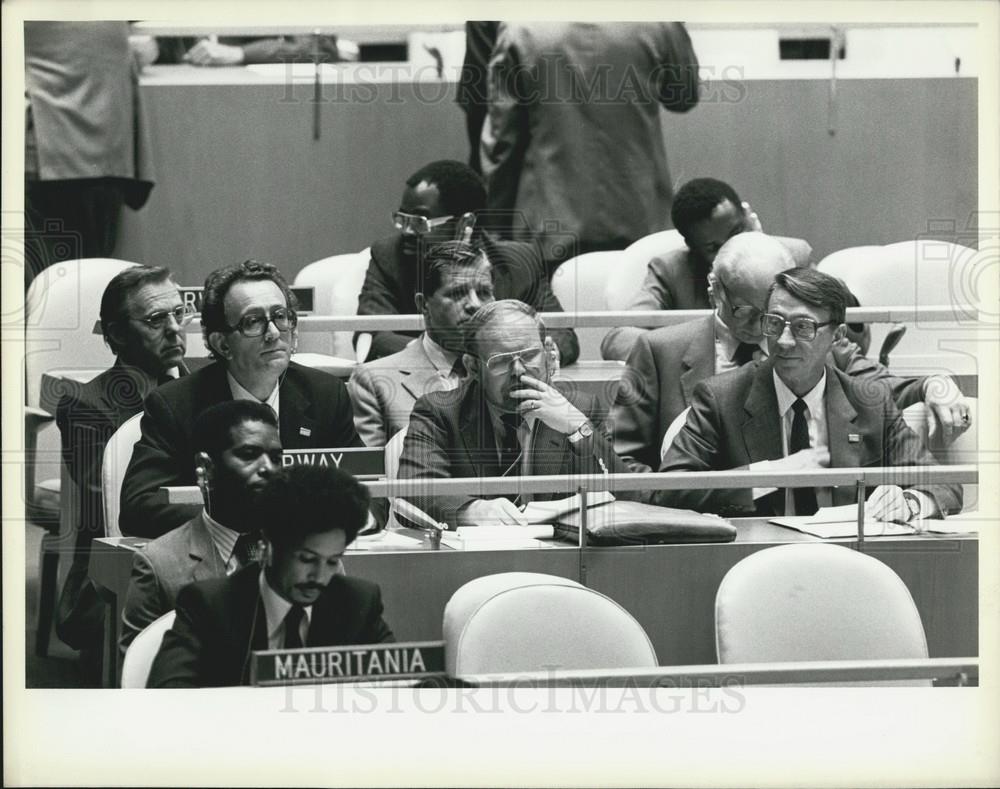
760, 313, 836, 341
222, 307, 298, 338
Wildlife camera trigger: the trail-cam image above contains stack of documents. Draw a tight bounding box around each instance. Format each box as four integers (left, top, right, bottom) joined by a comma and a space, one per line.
772, 504, 983, 538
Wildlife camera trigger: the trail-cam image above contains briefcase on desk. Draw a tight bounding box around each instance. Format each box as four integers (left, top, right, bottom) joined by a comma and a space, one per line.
553, 501, 737, 546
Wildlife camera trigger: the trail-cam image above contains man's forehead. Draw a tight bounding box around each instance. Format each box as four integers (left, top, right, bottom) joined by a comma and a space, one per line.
227, 419, 280, 446
479, 317, 541, 353
127, 280, 181, 311
400, 180, 443, 214
224, 279, 286, 314
440, 259, 491, 288
768, 288, 830, 319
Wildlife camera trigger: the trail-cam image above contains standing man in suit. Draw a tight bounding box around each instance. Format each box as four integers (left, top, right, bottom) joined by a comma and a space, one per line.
354, 159, 578, 364
612, 232, 971, 475
348, 241, 497, 446
656, 268, 963, 519
147, 465, 394, 688
398, 300, 628, 527
481, 22, 700, 272
55, 264, 192, 681
120, 260, 361, 538
601, 177, 813, 361
120, 400, 283, 652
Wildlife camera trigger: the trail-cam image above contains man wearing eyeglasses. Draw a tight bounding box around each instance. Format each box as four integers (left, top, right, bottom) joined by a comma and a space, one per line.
54, 264, 197, 682
397, 300, 626, 528
354, 159, 579, 365
613, 232, 972, 477
656, 267, 962, 521
119, 260, 361, 538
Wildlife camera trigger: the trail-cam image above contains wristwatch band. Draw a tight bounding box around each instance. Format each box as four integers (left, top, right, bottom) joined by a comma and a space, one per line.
902, 490, 922, 521
567, 421, 594, 444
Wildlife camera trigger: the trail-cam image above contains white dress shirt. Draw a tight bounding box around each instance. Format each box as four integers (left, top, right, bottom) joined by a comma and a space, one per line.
421, 333, 463, 392
258, 570, 312, 650
227, 371, 280, 419
713, 315, 768, 374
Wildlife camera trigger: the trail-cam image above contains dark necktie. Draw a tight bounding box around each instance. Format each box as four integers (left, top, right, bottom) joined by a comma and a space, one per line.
732, 342, 758, 367
449, 357, 466, 379
233, 532, 264, 567
284, 605, 306, 649
789, 398, 818, 516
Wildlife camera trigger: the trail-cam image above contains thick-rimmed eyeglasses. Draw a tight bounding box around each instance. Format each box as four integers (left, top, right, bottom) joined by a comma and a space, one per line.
392, 211, 454, 235
484, 347, 546, 377
760, 313, 836, 341
132, 304, 196, 332
222, 307, 298, 338
714, 279, 762, 322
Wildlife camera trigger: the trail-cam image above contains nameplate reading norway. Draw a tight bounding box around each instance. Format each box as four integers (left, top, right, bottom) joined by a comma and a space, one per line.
281, 447, 385, 479
179, 285, 316, 314
250, 641, 446, 686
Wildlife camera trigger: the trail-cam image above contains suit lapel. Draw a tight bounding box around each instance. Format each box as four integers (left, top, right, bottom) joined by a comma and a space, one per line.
187, 513, 225, 583
278, 367, 316, 449
399, 341, 439, 401
680, 317, 716, 405
742, 362, 784, 463
824, 367, 862, 468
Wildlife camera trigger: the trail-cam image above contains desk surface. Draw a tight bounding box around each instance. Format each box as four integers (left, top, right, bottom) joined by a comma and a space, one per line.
91, 521, 977, 685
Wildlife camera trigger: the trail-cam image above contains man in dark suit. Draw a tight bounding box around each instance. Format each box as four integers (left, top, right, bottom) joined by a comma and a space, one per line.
612, 233, 972, 476
120, 260, 360, 538
54, 265, 194, 678
601, 177, 813, 360
147, 465, 394, 688
120, 400, 283, 652
354, 159, 579, 364
657, 268, 963, 520
398, 300, 627, 527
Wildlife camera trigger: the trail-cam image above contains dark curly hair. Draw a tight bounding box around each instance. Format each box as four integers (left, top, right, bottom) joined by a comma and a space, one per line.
406, 160, 486, 216
201, 260, 296, 359
670, 177, 742, 239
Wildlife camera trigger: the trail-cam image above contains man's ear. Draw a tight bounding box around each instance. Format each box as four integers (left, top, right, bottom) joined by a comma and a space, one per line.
414, 292, 426, 314
105, 322, 129, 356
208, 331, 230, 359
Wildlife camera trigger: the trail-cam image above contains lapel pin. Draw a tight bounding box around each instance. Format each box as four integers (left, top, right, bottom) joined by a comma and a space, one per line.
848, 433, 860, 443
300, 427, 312, 437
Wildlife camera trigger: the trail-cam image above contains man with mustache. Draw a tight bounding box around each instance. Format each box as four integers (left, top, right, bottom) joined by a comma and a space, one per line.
147, 464, 394, 688
119, 259, 361, 538
397, 299, 627, 528
348, 240, 497, 446
120, 400, 282, 652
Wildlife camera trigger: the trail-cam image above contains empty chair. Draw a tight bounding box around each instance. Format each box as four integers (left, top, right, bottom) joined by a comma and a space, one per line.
716, 544, 929, 685
444, 572, 657, 676
293, 251, 371, 359
550, 251, 624, 360
120, 611, 176, 688
608, 229, 686, 310
101, 413, 144, 538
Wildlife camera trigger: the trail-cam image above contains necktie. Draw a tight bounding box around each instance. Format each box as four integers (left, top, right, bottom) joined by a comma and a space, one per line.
449, 358, 466, 379
284, 605, 306, 649
233, 532, 264, 568
789, 399, 818, 515
732, 342, 758, 367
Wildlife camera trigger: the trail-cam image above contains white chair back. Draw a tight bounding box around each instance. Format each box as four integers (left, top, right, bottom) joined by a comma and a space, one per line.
443, 572, 657, 676
121, 611, 176, 688
550, 251, 625, 361
101, 413, 144, 538
608, 229, 686, 310
293, 252, 371, 358
816, 239, 981, 368
716, 544, 929, 685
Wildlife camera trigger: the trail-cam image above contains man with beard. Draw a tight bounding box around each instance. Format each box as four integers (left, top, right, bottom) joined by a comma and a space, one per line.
119, 400, 282, 651
397, 300, 627, 528
348, 241, 497, 446
147, 465, 394, 688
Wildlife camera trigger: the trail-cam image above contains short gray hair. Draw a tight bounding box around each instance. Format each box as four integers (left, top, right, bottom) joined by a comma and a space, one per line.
462, 299, 545, 357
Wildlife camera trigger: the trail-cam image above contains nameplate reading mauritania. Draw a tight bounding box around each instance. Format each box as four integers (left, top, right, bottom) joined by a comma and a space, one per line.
250, 641, 446, 686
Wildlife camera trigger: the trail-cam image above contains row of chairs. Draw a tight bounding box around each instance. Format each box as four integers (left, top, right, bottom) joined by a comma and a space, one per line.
121, 543, 933, 687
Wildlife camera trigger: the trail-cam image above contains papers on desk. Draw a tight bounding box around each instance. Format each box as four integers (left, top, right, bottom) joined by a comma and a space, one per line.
441, 525, 556, 551
350, 530, 426, 551
771, 504, 982, 538
520, 490, 615, 524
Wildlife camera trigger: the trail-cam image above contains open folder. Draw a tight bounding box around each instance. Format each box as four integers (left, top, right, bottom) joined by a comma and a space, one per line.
771, 504, 980, 539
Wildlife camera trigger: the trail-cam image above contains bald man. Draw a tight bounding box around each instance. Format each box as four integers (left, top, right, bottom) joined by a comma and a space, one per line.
612, 232, 971, 475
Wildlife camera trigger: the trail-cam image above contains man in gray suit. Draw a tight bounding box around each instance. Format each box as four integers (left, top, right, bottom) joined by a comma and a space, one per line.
347, 241, 498, 447
119, 399, 283, 652
612, 232, 971, 475
601, 177, 813, 361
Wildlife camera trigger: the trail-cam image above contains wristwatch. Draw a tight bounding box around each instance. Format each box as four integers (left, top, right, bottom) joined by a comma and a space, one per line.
902, 490, 922, 521
567, 421, 594, 444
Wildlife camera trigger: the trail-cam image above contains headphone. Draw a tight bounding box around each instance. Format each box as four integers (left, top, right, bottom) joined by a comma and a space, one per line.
195, 452, 212, 514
